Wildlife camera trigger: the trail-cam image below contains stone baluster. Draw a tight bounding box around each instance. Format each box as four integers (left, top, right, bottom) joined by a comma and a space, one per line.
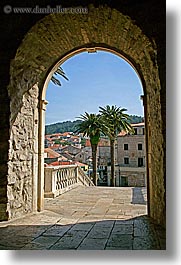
44, 165, 94, 198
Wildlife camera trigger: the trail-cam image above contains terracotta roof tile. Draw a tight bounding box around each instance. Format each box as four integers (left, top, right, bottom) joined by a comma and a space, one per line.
49, 161, 73, 166
44, 148, 60, 158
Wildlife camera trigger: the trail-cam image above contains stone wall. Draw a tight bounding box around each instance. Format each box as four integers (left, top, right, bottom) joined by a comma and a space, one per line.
128, 173, 145, 187
108, 167, 146, 187
118, 172, 146, 187
7, 85, 39, 219
146, 87, 165, 225
0, 4, 165, 226
0, 87, 10, 221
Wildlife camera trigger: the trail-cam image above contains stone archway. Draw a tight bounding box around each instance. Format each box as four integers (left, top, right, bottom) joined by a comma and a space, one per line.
6, 5, 165, 225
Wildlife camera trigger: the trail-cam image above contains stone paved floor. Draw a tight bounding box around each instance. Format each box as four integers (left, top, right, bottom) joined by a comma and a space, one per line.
0, 186, 166, 250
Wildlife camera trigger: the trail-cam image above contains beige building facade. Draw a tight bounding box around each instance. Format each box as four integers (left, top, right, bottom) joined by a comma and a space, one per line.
113, 123, 146, 187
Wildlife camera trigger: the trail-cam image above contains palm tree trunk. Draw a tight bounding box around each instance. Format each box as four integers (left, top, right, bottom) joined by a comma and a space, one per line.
91, 144, 98, 186
110, 139, 115, 187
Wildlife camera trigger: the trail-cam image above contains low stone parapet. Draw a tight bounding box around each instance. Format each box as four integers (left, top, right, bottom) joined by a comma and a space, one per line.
44, 165, 94, 198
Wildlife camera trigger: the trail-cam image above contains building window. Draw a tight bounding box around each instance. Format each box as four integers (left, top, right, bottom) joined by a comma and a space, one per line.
138, 157, 144, 167
124, 144, 128, 150
138, 143, 142, 150
142, 128, 145, 135
124, 157, 129, 165
134, 128, 137, 135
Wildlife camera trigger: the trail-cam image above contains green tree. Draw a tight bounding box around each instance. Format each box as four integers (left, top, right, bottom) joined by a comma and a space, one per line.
75, 112, 103, 185
99, 105, 134, 187
54, 139, 61, 144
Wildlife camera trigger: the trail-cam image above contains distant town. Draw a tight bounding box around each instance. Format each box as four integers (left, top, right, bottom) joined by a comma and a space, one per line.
44, 120, 146, 187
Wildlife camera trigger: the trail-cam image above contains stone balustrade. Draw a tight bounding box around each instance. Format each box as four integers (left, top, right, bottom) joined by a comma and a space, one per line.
44, 165, 94, 198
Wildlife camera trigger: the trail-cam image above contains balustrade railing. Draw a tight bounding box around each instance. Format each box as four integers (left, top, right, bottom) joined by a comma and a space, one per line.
77, 166, 94, 187
44, 165, 94, 198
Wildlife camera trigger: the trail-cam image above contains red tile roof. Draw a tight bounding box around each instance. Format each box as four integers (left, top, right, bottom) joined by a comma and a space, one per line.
49, 161, 73, 166
85, 139, 91, 147
44, 148, 60, 158
85, 138, 110, 147
46, 160, 88, 167
49, 145, 61, 150
117, 131, 127, 137
118, 123, 145, 137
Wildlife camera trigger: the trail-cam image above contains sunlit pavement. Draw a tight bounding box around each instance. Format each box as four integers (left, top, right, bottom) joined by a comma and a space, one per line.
0, 186, 165, 250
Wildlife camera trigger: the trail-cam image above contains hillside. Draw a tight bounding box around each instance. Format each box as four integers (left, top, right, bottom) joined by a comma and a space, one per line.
45, 120, 82, 134
45, 115, 143, 135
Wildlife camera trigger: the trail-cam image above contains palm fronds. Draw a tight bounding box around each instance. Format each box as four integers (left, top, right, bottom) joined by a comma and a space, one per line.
50, 66, 69, 86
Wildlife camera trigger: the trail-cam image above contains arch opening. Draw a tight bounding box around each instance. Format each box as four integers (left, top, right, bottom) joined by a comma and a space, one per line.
42, 48, 147, 217
42, 46, 145, 101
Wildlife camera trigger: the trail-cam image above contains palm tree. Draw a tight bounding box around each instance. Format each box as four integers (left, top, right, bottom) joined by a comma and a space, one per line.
51, 66, 69, 86
75, 112, 103, 185
99, 105, 134, 187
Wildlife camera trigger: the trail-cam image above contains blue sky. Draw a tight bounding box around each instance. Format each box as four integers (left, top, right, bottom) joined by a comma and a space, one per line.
45, 51, 144, 125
